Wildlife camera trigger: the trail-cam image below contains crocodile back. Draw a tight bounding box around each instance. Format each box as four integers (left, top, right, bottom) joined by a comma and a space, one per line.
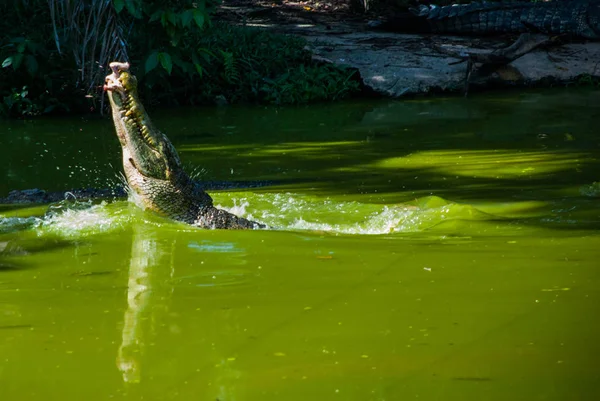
412, 0, 599, 39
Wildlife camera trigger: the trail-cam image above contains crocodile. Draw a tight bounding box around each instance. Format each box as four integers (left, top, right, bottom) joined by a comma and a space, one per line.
370, 0, 600, 40
103, 62, 264, 229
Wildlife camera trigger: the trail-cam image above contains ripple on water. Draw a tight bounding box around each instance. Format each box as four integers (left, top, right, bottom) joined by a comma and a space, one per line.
172, 268, 255, 289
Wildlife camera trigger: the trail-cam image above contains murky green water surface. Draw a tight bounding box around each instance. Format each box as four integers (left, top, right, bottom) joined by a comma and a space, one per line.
1, 90, 599, 400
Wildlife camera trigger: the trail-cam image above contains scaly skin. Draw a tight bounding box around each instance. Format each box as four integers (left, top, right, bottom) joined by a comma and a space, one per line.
104, 62, 264, 229
412, 0, 600, 39
372, 0, 600, 40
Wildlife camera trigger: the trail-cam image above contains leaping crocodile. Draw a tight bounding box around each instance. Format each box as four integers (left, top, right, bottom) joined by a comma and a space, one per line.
371, 0, 600, 40
103, 62, 264, 229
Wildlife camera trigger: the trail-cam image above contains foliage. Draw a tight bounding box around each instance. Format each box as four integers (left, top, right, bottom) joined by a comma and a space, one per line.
573, 74, 600, 88
47, 0, 129, 94
0, 1, 78, 118
116, 3, 359, 105
1, 0, 360, 118
0, 86, 70, 118
114, 0, 218, 79
137, 22, 360, 105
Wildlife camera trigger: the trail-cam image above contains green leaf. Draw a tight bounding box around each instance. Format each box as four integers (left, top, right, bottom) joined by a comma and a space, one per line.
113, 0, 125, 13
158, 52, 172, 75
145, 51, 159, 73
192, 9, 205, 29
12, 53, 24, 70
43, 105, 56, 114
26, 40, 41, 54
2, 57, 13, 68
124, 0, 141, 18
17, 41, 26, 53
181, 9, 193, 28
166, 11, 178, 26
197, 47, 215, 62
149, 10, 162, 22
191, 53, 203, 77
194, 63, 203, 77
25, 55, 38, 76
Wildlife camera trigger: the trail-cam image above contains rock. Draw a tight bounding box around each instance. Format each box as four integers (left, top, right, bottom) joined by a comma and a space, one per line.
215, 3, 600, 97
305, 31, 600, 97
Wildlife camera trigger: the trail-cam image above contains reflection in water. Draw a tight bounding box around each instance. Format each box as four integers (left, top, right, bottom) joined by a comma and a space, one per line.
115, 223, 243, 400
117, 224, 172, 383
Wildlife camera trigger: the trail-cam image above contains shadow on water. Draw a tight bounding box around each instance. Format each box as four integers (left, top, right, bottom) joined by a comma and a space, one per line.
1, 89, 599, 234
0, 232, 81, 271
172, 91, 599, 231
173, 91, 600, 204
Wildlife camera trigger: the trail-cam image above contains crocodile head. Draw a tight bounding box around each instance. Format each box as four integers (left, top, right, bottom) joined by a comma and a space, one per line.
104, 62, 183, 183
103, 61, 210, 217
103, 62, 264, 229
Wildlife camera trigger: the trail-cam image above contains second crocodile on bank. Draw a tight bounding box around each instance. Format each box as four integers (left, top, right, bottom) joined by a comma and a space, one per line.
371, 0, 600, 40
104, 62, 265, 229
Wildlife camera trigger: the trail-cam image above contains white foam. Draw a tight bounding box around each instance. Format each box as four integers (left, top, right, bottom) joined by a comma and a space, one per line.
41, 201, 132, 238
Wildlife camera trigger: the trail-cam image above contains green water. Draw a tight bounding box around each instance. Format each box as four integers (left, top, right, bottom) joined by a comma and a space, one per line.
1, 89, 599, 400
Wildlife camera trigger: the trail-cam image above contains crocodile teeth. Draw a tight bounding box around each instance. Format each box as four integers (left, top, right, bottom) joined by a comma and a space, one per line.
127, 106, 138, 116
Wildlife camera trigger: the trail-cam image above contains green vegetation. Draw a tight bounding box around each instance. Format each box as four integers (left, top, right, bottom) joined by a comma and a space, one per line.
134, 21, 360, 106
0, 0, 359, 118
574, 73, 600, 87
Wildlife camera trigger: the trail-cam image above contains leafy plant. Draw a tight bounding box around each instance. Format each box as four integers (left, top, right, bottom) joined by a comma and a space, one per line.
1, 0, 361, 118
172, 22, 361, 105
1, 37, 43, 77
0, 86, 69, 118
220, 50, 240, 84
574, 74, 600, 87
116, 0, 216, 78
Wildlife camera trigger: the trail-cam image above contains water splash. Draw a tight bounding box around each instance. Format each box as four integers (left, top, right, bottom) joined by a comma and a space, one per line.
0, 191, 544, 237
0, 216, 42, 234
216, 193, 496, 235
40, 200, 133, 238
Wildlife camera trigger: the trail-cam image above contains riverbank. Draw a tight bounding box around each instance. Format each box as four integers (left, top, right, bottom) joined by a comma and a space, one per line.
216, 0, 600, 97
3, 1, 600, 119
